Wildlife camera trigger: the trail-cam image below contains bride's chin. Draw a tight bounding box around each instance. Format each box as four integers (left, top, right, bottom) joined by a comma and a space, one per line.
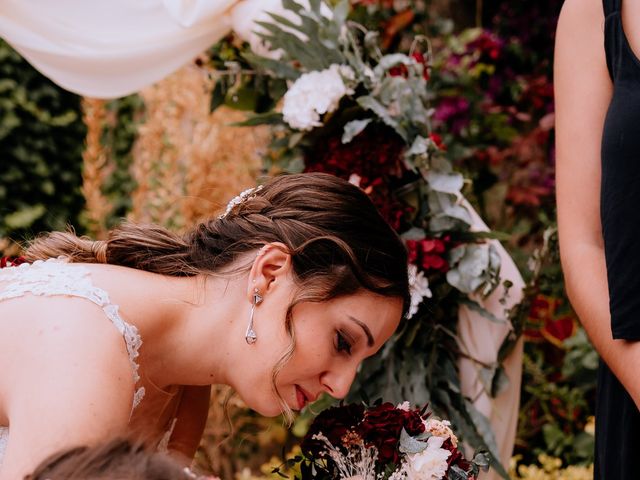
241, 395, 293, 417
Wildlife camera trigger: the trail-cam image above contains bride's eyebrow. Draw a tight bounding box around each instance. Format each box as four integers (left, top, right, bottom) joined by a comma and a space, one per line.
347, 315, 374, 347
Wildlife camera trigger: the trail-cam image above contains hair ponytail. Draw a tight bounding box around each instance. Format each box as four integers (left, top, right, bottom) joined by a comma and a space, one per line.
25, 222, 195, 276
24, 173, 410, 423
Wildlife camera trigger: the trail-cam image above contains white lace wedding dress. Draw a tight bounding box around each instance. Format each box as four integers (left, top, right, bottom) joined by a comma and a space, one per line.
0, 258, 146, 467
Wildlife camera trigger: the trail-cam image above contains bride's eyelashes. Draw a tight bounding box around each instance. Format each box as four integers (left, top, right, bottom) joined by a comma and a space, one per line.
335, 330, 353, 355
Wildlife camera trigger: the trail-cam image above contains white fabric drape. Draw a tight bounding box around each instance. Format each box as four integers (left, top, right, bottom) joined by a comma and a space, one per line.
458, 200, 525, 479
0, 0, 241, 98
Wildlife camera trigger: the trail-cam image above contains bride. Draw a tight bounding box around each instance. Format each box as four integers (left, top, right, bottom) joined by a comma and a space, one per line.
0, 172, 409, 479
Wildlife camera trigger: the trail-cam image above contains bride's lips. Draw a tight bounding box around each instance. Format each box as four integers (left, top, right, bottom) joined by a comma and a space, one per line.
295, 385, 307, 410
295, 385, 315, 410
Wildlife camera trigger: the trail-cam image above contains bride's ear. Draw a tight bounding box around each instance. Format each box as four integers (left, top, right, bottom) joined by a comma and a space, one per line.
247, 242, 293, 300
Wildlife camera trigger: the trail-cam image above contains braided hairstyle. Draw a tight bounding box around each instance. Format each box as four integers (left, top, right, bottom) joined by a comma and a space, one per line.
26, 173, 409, 419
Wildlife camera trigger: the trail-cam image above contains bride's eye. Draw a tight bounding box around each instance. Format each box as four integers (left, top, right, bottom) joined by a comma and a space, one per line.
335, 331, 353, 355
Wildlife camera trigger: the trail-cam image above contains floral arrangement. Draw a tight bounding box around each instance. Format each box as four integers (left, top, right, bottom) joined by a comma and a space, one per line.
274, 402, 489, 480
205, 1, 513, 477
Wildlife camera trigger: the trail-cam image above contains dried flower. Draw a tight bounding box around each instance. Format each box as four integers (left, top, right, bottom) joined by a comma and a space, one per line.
408, 264, 432, 318
423, 418, 458, 448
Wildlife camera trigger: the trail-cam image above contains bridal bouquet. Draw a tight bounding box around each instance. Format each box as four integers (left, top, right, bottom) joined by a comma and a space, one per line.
274, 402, 489, 480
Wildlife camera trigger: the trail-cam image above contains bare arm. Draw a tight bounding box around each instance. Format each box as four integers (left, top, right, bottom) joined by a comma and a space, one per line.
167, 385, 211, 462
0, 303, 134, 480
555, 0, 640, 406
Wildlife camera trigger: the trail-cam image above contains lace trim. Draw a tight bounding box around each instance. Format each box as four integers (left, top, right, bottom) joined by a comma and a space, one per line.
0, 258, 145, 409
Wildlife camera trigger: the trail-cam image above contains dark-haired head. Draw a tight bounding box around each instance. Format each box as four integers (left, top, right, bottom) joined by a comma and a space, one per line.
26, 173, 410, 420
26, 438, 207, 480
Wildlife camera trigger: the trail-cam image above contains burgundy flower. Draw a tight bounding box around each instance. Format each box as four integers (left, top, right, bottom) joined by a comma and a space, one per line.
304, 124, 409, 231
357, 402, 425, 464
301, 403, 365, 457
466, 31, 504, 62
0, 256, 26, 268
405, 238, 451, 274
429, 133, 446, 151
422, 254, 448, 272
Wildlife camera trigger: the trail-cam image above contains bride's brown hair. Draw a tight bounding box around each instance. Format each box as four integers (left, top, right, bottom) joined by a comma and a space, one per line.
26, 173, 409, 420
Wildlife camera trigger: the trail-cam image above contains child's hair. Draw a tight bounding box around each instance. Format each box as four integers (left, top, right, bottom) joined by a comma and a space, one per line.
25, 438, 208, 479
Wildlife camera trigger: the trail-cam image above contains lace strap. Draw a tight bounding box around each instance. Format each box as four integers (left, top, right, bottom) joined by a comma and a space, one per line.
0, 259, 145, 409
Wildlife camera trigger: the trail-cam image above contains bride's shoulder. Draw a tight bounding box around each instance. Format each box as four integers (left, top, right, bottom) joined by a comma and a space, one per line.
0, 289, 136, 374
0, 299, 135, 479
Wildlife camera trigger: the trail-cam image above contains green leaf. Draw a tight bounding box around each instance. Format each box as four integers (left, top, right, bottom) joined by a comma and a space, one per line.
398, 427, 429, 454
333, 0, 350, 25
459, 298, 507, 324
472, 449, 491, 470
465, 400, 509, 479
243, 52, 301, 80
341, 118, 372, 143
229, 112, 284, 127
426, 171, 464, 194
447, 465, 468, 480
4, 204, 46, 229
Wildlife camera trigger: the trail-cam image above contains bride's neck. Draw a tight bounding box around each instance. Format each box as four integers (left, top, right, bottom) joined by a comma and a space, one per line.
129, 271, 244, 390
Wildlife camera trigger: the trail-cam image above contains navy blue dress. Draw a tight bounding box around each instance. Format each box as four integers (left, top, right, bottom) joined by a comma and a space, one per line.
597, 0, 640, 477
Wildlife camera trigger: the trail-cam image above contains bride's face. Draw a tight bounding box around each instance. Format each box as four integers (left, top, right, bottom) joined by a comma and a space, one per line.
233, 253, 403, 416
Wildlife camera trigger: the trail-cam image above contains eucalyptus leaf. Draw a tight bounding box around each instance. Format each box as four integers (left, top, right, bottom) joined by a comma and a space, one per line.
473, 449, 491, 470
243, 52, 301, 80
406, 136, 429, 156
465, 400, 508, 479
398, 428, 428, 454
426, 171, 464, 195
459, 298, 507, 324
447, 465, 468, 480
341, 118, 372, 143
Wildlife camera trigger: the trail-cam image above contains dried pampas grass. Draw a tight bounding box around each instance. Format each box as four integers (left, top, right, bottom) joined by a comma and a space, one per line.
129, 62, 269, 231
81, 98, 113, 239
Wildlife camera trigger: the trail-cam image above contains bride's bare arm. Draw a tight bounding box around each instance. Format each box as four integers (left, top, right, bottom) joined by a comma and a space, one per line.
0, 301, 134, 480
167, 385, 211, 461
555, 0, 640, 406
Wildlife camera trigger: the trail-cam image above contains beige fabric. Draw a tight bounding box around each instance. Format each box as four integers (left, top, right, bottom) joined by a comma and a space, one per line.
0, 0, 240, 98
457, 200, 525, 478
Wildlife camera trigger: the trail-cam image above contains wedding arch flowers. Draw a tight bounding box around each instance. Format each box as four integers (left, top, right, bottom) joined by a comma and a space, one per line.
206, 1, 512, 477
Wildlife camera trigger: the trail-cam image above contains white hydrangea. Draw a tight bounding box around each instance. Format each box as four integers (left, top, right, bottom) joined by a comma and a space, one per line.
403, 436, 451, 480
282, 64, 355, 131
408, 264, 432, 318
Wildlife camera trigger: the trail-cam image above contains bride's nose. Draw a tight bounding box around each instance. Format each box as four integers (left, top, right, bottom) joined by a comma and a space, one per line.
320, 364, 358, 400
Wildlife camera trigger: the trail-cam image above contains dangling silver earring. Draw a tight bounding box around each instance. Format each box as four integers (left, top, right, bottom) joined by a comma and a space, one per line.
245, 287, 263, 344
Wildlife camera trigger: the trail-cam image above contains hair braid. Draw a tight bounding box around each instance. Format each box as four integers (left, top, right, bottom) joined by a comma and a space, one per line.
24, 173, 410, 423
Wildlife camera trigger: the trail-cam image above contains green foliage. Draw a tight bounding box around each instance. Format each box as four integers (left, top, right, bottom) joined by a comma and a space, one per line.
0, 40, 86, 241
512, 228, 597, 467
101, 95, 143, 228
